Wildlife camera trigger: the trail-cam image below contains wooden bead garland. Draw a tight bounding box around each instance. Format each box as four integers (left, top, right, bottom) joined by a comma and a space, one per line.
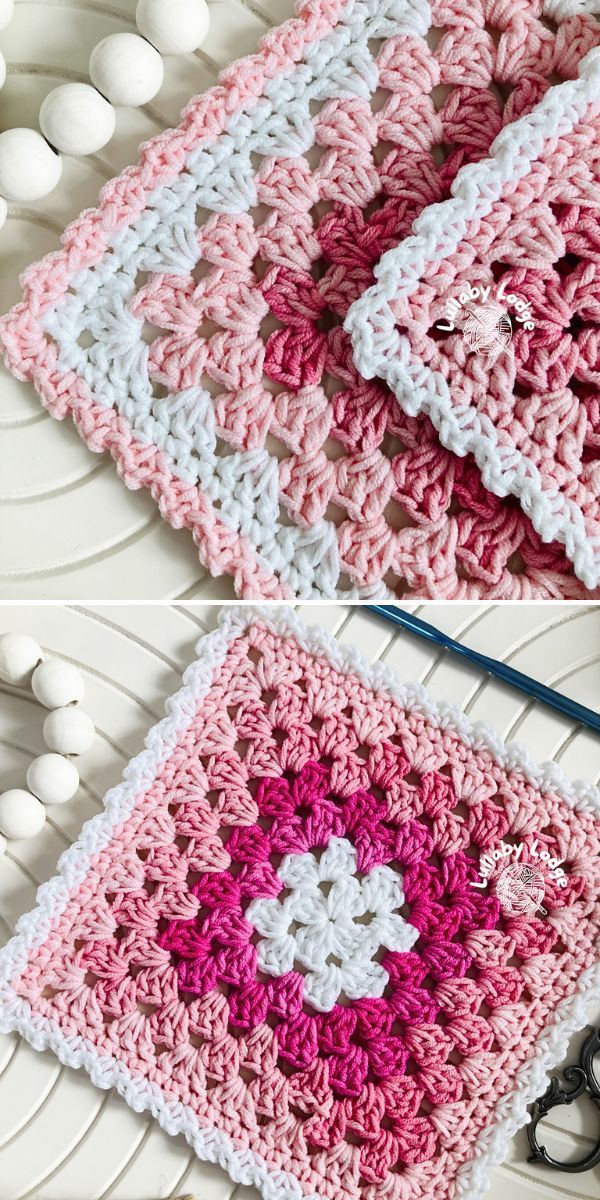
27, 753, 79, 806
43, 706, 95, 756
0, 0, 211, 223
0, 789, 46, 839
0, 127, 63, 203
0, 632, 43, 686
39, 83, 117, 157
89, 33, 164, 108
136, 0, 210, 56
0, 632, 94, 849
32, 658, 86, 708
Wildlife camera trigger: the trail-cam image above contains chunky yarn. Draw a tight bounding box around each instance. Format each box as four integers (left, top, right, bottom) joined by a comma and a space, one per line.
1, 0, 600, 598
1, 608, 599, 1200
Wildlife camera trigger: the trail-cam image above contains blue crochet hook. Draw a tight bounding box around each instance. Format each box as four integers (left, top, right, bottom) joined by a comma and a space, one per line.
367, 605, 600, 734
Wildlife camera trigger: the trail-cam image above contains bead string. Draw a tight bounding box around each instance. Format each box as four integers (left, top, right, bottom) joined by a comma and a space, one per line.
0, 632, 95, 852
0, 0, 212, 227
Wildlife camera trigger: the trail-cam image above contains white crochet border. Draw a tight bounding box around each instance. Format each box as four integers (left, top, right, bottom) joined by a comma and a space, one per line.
36, 0, 430, 604
0, 605, 599, 1200
344, 48, 600, 591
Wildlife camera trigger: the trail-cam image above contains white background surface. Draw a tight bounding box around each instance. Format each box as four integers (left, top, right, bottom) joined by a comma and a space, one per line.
0, 0, 297, 601
0, 602, 599, 1199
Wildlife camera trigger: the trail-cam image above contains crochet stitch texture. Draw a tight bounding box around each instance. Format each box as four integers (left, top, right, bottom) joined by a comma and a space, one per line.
1, 608, 599, 1200
2, 0, 600, 599
346, 46, 600, 589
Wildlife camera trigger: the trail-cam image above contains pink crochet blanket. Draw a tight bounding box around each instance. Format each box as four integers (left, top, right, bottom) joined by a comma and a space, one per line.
0, 608, 598, 1200
2, 0, 600, 599
346, 48, 600, 590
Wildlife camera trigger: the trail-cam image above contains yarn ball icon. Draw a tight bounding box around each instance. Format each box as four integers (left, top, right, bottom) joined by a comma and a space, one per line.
462, 304, 512, 361
495, 862, 545, 915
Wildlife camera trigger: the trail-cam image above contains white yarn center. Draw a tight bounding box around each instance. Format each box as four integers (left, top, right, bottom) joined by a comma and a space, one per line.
246, 836, 418, 1012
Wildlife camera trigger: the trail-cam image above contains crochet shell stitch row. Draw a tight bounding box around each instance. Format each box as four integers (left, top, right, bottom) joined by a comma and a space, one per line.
2, 0, 600, 599
0, 607, 599, 1200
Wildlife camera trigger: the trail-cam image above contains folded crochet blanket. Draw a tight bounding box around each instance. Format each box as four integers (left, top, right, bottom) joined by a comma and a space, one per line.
2, 0, 600, 599
1, 608, 599, 1200
347, 47, 600, 590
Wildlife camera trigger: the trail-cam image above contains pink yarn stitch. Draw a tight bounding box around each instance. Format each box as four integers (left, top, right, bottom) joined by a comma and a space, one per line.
4, 617, 599, 1200
359, 111, 600, 576
1, 0, 600, 598
157, 762, 498, 1109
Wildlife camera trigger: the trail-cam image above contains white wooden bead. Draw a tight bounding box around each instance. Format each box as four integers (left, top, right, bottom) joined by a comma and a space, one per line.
0, 128, 62, 203
0, 632, 43, 685
0, 789, 46, 839
39, 83, 116, 157
0, 196, 6, 232
89, 33, 164, 107
27, 753, 79, 806
0, 50, 6, 92
0, 0, 13, 33
32, 659, 85, 709
0, 832, 6, 857
43, 706, 95, 755
136, 0, 210, 55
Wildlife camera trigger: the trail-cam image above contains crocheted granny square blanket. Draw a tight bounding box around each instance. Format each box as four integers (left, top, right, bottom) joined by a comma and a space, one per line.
1, 609, 599, 1200
2, 0, 600, 600
347, 47, 600, 591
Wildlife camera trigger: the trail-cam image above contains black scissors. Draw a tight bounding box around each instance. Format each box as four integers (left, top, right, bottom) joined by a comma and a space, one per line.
528, 1027, 600, 1172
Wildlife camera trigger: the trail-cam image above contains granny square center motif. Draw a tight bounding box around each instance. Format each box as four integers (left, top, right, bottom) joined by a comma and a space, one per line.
247, 838, 418, 1011
1, 609, 599, 1200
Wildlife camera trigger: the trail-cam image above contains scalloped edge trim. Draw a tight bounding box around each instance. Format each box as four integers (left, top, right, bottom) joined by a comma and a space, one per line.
345, 48, 600, 591
0, 604, 598, 1200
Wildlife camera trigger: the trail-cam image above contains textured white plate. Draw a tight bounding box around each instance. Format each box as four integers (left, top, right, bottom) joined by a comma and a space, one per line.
0, 602, 599, 1199
0, 0, 294, 600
